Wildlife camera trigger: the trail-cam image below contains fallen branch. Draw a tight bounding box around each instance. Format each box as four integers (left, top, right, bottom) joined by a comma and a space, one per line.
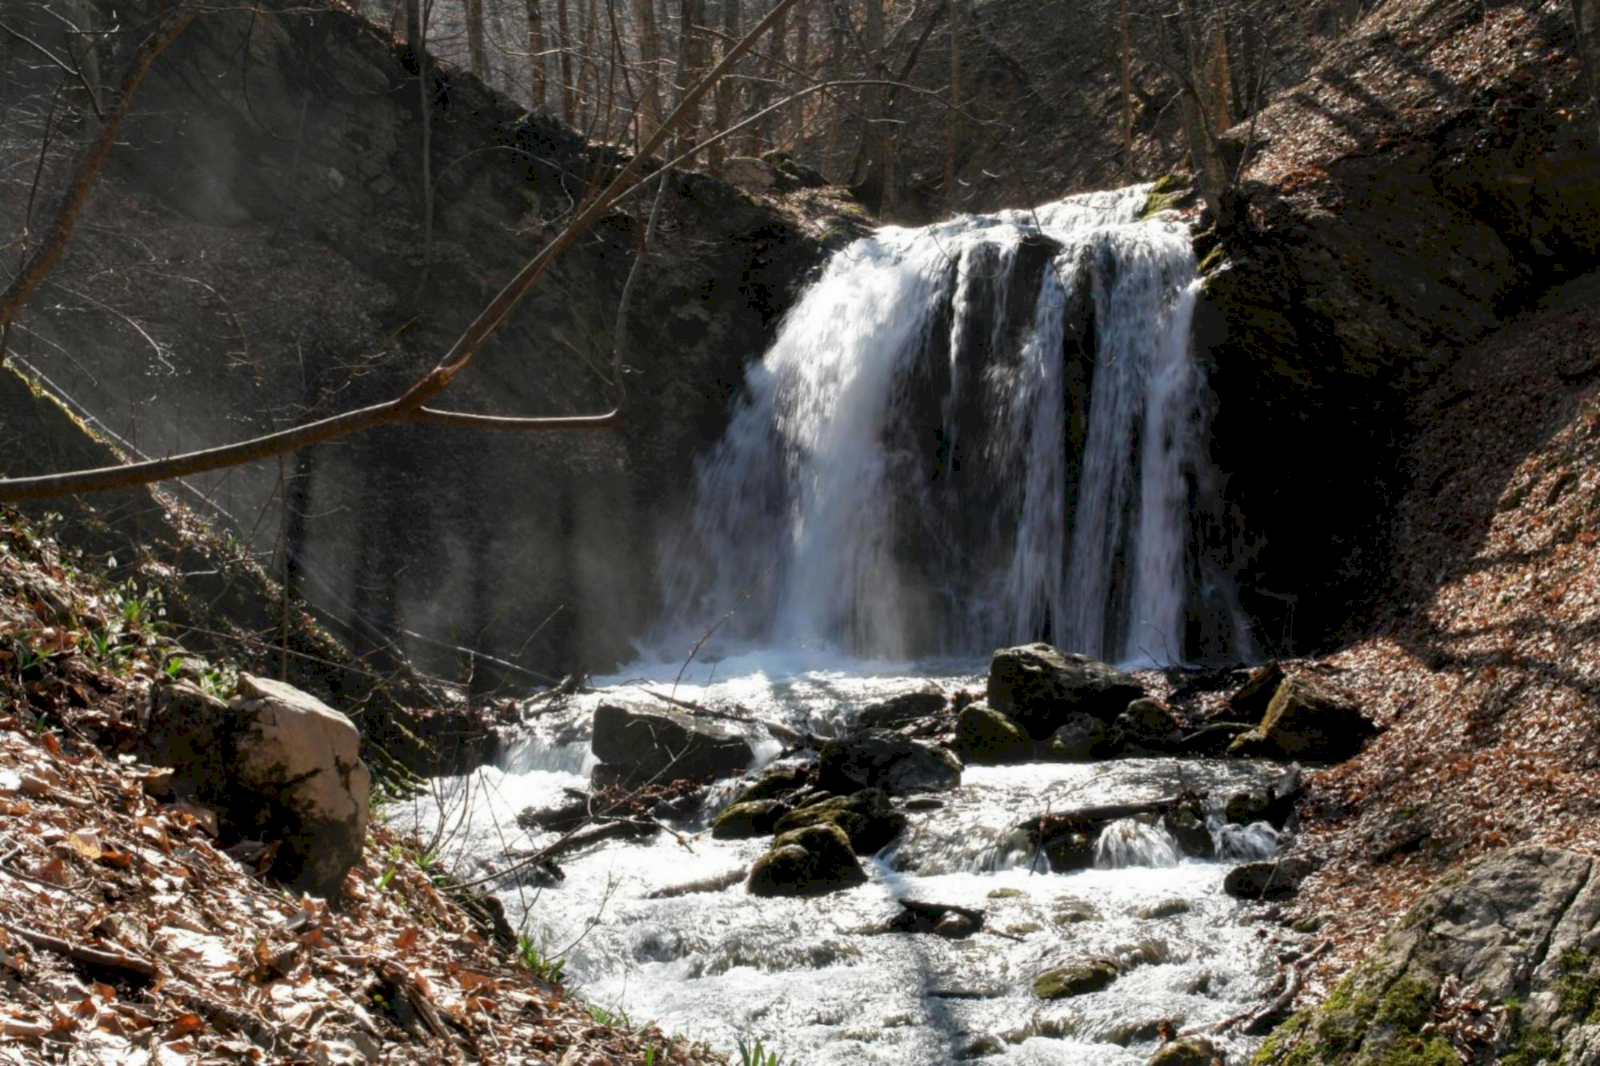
0, 920, 158, 981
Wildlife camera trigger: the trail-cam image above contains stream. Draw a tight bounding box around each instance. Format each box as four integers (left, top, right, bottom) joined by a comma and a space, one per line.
398, 655, 1293, 1065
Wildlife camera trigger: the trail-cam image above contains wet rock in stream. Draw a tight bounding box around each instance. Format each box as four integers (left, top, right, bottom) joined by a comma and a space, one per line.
711, 798, 791, 838
1033, 958, 1121, 999
589, 702, 755, 788
988, 644, 1147, 739
817, 729, 962, 794
772, 788, 906, 853
746, 823, 868, 897
952, 702, 1034, 764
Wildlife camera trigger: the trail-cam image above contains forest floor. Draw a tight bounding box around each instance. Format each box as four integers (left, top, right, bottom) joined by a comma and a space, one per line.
0, 512, 719, 1064
1277, 269, 1600, 1000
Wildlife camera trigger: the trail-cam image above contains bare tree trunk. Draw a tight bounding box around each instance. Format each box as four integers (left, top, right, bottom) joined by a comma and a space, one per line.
944, 0, 960, 210
465, 0, 490, 77
1575, 0, 1600, 145
677, 0, 708, 158
1207, 2, 1232, 133
557, 0, 577, 121
859, 0, 891, 211
405, 0, 423, 64
1165, 0, 1233, 228
580, 0, 601, 128
821, 0, 843, 178
792, 1, 809, 145
634, 0, 664, 143
710, 0, 741, 172
526, 0, 548, 108
752, 0, 787, 153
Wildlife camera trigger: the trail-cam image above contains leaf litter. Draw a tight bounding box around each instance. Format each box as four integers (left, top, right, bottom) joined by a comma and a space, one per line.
0, 511, 722, 1064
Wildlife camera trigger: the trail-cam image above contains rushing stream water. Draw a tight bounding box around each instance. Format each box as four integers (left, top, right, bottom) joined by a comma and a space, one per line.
401, 188, 1285, 1063
400, 658, 1288, 1065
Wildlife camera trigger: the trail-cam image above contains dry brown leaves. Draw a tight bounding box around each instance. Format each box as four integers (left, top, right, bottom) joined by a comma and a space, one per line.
1279, 273, 1600, 1002
0, 516, 721, 1065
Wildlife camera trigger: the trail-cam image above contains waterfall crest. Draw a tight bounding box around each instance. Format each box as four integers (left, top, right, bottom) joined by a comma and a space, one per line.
659, 186, 1245, 664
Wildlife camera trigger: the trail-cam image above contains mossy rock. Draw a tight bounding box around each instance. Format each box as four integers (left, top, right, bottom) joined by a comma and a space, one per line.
711, 799, 789, 839
1033, 958, 1118, 999
1140, 173, 1192, 219
746, 823, 867, 897
953, 703, 1033, 765
1149, 1037, 1218, 1066
1227, 675, 1376, 761
772, 789, 905, 854
726, 764, 810, 807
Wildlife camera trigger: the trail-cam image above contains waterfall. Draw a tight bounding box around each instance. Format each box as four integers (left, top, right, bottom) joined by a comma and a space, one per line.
659, 186, 1243, 664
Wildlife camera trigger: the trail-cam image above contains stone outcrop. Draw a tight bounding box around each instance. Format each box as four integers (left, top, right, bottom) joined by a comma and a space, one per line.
589, 702, 755, 788
1, 0, 849, 693
987, 645, 1146, 739
1228, 676, 1376, 762
1196, 0, 1600, 648
139, 675, 370, 897
1255, 847, 1600, 1065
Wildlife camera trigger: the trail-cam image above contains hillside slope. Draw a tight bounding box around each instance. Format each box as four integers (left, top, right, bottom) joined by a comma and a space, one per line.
1285, 270, 1600, 990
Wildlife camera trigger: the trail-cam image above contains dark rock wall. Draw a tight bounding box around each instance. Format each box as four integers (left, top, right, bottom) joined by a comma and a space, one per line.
1197, 0, 1600, 653
0, 0, 832, 684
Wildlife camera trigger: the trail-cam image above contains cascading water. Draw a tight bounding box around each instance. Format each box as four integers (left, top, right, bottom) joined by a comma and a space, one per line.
659, 185, 1245, 665
397, 189, 1294, 1066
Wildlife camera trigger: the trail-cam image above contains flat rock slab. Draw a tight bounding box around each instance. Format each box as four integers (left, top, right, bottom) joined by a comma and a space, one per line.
1256, 846, 1600, 1065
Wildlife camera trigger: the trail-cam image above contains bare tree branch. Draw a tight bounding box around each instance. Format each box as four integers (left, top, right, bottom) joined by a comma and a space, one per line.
0, 0, 813, 502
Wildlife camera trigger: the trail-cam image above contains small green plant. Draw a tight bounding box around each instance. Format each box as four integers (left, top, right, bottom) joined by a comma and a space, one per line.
736, 1036, 790, 1066
585, 1002, 630, 1027
517, 934, 567, 985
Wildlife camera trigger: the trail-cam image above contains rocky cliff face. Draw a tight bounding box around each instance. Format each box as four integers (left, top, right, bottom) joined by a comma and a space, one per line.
1197, 0, 1600, 651
0, 0, 851, 684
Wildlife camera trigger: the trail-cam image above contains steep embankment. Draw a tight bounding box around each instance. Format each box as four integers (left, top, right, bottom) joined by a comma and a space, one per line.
0, 508, 720, 1063
1285, 271, 1600, 988
1197, 0, 1600, 651
0, 0, 856, 687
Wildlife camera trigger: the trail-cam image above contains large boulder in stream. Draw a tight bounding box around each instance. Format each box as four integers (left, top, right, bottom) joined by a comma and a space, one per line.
818, 729, 962, 795
773, 789, 906, 854
1254, 847, 1600, 1066
140, 675, 370, 898
988, 644, 1146, 739
589, 702, 754, 788
746, 824, 867, 897
953, 703, 1034, 764
1227, 675, 1376, 762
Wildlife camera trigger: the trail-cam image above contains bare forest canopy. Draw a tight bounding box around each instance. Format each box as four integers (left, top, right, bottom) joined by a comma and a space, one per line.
354, 0, 1359, 218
